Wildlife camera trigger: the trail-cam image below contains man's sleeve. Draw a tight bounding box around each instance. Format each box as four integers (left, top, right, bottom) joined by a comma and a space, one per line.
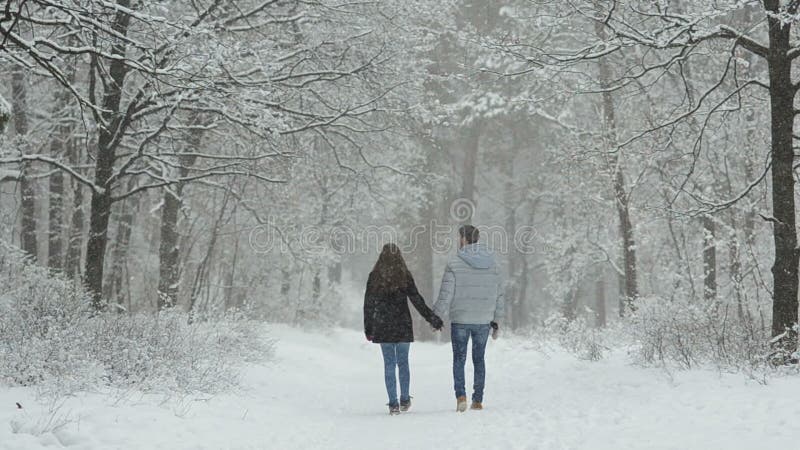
493, 266, 505, 324
433, 264, 455, 319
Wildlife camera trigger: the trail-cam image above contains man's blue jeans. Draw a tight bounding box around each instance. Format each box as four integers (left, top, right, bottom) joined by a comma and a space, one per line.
379, 343, 410, 407
451, 323, 491, 403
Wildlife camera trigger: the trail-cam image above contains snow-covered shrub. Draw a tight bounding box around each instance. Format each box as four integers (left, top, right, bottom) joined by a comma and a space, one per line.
0, 242, 274, 396
89, 310, 272, 394
10, 398, 73, 437
542, 314, 609, 361
627, 296, 769, 371
0, 244, 93, 389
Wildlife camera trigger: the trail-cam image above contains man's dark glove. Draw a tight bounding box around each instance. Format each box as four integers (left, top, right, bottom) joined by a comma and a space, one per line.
430, 315, 444, 331
490, 321, 499, 340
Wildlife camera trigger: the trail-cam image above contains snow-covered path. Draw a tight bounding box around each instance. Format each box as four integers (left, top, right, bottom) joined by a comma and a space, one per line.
2, 326, 798, 449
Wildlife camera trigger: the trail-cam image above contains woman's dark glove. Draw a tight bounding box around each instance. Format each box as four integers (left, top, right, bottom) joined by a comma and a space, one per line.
490, 321, 499, 340
430, 315, 444, 331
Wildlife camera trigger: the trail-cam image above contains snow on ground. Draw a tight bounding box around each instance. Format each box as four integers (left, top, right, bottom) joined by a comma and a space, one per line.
1, 325, 798, 449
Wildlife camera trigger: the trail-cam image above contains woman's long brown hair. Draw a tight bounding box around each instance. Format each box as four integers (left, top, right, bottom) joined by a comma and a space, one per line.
371, 243, 411, 292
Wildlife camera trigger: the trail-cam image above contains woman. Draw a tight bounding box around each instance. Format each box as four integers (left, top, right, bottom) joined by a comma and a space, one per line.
364, 243, 443, 415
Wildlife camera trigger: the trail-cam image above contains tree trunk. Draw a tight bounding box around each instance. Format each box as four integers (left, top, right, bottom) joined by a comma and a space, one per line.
595, 273, 607, 328
728, 218, 745, 320
609, 104, 638, 316
47, 87, 74, 270
157, 119, 202, 310
84, 1, 133, 309
106, 203, 136, 311
281, 268, 291, 297
85, 182, 114, 310
765, 3, 799, 339
596, 21, 638, 316
312, 271, 321, 302
158, 186, 185, 309
0, 93, 9, 133
65, 142, 84, 279
411, 197, 436, 341
224, 231, 240, 311
189, 190, 230, 316
104, 184, 139, 311
562, 283, 580, 322
503, 145, 521, 328
460, 119, 482, 222
48, 168, 65, 269
516, 247, 530, 329
327, 261, 342, 285
12, 66, 38, 260
702, 215, 717, 303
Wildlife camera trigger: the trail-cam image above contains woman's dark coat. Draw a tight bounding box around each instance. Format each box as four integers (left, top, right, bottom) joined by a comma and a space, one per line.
363, 272, 436, 343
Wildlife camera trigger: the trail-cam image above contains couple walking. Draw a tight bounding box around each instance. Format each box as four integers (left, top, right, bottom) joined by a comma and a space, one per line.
363, 225, 505, 415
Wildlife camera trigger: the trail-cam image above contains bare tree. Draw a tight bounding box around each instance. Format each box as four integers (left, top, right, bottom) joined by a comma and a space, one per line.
2, 0, 406, 311
10, 66, 37, 259
64, 140, 85, 279
595, 20, 638, 315
488, 1, 798, 346
157, 117, 203, 309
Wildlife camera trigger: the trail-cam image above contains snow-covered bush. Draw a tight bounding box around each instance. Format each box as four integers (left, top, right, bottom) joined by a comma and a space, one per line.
542, 314, 610, 361
537, 296, 771, 373
10, 398, 73, 437
627, 296, 769, 371
0, 244, 92, 389
0, 242, 274, 396
88, 310, 271, 394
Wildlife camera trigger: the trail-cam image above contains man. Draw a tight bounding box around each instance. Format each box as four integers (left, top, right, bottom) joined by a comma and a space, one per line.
433, 224, 504, 412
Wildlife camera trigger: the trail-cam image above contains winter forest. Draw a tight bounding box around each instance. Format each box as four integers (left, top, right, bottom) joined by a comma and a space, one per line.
1, 1, 800, 449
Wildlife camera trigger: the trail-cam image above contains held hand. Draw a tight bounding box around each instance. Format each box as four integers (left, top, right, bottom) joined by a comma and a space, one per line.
430, 315, 444, 331
365, 334, 374, 342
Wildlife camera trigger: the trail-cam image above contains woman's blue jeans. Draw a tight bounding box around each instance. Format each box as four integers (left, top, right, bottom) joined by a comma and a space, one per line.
379, 342, 410, 407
